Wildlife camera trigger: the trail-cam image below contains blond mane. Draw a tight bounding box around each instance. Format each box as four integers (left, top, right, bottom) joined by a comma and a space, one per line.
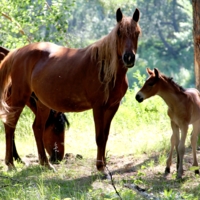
86, 16, 140, 100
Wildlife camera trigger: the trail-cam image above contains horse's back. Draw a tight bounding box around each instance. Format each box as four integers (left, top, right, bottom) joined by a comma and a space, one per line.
184, 88, 200, 123
28, 43, 97, 112
185, 88, 200, 102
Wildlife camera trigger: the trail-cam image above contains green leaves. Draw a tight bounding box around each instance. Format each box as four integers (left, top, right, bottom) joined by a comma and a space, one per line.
0, 0, 74, 48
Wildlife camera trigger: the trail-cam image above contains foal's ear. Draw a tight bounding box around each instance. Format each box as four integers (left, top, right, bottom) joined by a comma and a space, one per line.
133, 8, 140, 22
154, 68, 160, 78
116, 8, 123, 22
146, 68, 154, 75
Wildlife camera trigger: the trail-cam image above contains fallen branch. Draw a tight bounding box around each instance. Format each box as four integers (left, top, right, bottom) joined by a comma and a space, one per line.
105, 165, 123, 200
124, 183, 160, 200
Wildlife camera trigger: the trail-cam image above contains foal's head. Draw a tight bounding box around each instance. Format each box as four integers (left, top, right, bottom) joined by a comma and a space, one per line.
135, 68, 161, 102
116, 8, 141, 68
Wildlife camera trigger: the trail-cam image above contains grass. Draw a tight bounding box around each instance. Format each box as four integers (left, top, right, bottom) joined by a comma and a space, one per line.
0, 87, 198, 199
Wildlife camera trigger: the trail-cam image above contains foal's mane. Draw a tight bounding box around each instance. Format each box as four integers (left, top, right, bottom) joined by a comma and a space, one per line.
85, 16, 140, 100
162, 74, 185, 92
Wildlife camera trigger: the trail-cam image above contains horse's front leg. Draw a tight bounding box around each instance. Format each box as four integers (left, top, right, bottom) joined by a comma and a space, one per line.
93, 104, 119, 174
32, 101, 55, 171
165, 121, 179, 175
4, 107, 24, 171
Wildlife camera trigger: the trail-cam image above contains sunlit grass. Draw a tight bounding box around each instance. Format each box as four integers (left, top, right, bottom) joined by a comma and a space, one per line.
0, 88, 198, 199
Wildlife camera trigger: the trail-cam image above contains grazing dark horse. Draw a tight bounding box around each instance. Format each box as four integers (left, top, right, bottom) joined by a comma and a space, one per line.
136, 68, 200, 179
0, 8, 141, 174
0, 46, 69, 164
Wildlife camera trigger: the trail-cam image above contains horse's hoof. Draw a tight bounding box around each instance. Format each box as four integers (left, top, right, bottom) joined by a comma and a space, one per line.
41, 161, 56, 172
176, 173, 183, 180
47, 163, 56, 172
195, 169, 199, 175
97, 169, 111, 180
7, 164, 16, 171
164, 167, 170, 176
100, 172, 111, 180
103, 172, 112, 180
17, 159, 28, 166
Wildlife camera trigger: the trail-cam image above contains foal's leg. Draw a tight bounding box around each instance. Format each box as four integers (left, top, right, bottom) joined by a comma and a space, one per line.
165, 121, 179, 175
177, 124, 188, 179
93, 104, 119, 174
190, 120, 200, 174
32, 101, 55, 171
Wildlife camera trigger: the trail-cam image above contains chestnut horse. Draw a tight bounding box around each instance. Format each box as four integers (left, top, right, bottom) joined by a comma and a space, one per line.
0, 46, 69, 163
0, 8, 141, 174
136, 68, 200, 179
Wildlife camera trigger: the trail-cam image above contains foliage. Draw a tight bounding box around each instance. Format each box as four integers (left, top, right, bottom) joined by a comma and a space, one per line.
0, 0, 75, 48
0, 1, 198, 199
67, 0, 194, 88
135, 0, 194, 87
0, 0, 195, 88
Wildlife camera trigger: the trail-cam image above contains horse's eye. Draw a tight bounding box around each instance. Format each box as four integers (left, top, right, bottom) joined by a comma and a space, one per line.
148, 82, 155, 87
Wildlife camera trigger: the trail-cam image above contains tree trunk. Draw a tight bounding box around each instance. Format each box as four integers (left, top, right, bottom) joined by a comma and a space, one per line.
193, 0, 200, 90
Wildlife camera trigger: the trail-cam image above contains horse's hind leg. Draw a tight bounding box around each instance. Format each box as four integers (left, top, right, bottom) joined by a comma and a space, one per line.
191, 121, 200, 174
12, 135, 22, 162
165, 121, 179, 176
32, 100, 55, 171
177, 124, 188, 179
4, 107, 24, 171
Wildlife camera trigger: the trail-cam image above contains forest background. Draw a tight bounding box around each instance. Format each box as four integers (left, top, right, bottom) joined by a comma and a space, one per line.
0, 1, 199, 199
0, 0, 194, 89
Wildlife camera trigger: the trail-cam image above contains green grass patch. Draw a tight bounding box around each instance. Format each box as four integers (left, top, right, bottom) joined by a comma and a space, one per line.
0, 82, 197, 199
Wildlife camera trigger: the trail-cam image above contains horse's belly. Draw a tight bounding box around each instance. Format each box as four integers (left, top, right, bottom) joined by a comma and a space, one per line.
38, 93, 92, 112
58, 97, 91, 112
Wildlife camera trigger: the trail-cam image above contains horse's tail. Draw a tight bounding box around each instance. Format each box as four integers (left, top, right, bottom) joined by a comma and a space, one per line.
0, 49, 18, 124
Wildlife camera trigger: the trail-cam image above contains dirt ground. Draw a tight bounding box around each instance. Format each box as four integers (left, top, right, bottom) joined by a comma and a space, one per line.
1, 146, 200, 199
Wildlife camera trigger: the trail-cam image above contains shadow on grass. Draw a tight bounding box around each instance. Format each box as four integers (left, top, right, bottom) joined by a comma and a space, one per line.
1, 147, 200, 199
107, 147, 200, 199
0, 161, 105, 199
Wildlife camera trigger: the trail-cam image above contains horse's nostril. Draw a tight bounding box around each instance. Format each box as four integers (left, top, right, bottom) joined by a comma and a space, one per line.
135, 94, 143, 102
123, 52, 135, 66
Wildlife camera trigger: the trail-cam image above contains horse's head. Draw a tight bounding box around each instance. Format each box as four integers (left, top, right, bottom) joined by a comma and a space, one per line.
44, 111, 69, 163
135, 68, 161, 102
116, 8, 141, 68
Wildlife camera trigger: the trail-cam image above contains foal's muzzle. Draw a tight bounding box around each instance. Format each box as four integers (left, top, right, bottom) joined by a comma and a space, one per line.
123, 52, 135, 68
135, 94, 143, 103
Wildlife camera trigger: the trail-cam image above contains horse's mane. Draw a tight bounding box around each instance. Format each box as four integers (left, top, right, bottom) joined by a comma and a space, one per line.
85, 17, 140, 100
162, 74, 186, 92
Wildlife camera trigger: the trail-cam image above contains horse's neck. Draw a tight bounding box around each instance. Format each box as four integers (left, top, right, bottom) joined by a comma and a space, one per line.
158, 81, 184, 109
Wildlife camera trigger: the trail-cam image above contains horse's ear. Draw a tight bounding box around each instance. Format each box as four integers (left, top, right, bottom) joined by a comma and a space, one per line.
146, 68, 153, 75
116, 8, 123, 22
154, 68, 160, 78
132, 8, 140, 22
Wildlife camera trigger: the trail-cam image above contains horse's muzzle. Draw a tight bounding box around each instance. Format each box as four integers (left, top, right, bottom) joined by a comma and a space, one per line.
123, 52, 135, 68
135, 94, 143, 103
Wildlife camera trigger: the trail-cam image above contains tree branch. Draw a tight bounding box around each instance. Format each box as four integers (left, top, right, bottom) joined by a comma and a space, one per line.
1, 12, 32, 43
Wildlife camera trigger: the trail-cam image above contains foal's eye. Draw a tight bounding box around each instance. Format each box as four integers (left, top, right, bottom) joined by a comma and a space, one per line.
148, 82, 155, 87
